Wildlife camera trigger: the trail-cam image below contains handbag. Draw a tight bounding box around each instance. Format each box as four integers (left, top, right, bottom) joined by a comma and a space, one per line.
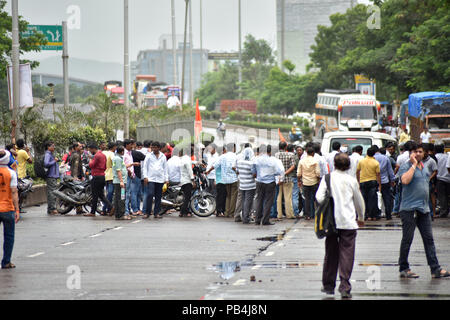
314, 174, 337, 239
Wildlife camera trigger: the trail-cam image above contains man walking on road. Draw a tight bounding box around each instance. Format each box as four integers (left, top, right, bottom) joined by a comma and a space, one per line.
297, 147, 321, 220
373, 145, 395, 220
252, 145, 284, 225
275, 142, 296, 220
397, 142, 450, 279
43, 142, 60, 215
316, 153, 365, 299
357, 147, 381, 221
143, 142, 169, 219
86, 143, 112, 217
0, 150, 20, 269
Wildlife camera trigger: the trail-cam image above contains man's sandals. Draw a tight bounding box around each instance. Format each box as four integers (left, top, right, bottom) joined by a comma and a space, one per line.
1, 263, 16, 269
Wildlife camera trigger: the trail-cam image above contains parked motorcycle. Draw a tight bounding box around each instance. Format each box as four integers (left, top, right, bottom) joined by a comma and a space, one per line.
160, 163, 216, 217
18, 177, 33, 212
53, 175, 103, 215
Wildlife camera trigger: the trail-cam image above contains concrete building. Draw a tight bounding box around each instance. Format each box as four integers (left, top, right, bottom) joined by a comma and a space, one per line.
31, 73, 101, 88
277, 0, 353, 74
132, 34, 208, 102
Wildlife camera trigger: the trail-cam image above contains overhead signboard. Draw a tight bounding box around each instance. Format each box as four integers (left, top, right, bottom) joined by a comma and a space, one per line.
21, 25, 63, 51
208, 52, 239, 60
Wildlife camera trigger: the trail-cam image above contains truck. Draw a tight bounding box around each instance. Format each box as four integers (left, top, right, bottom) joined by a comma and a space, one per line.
132, 74, 181, 109
405, 91, 450, 151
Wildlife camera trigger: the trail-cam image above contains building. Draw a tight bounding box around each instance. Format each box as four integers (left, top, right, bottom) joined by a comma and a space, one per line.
132, 34, 208, 103
277, 0, 353, 74
31, 73, 101, 88
220, 100, 257, 118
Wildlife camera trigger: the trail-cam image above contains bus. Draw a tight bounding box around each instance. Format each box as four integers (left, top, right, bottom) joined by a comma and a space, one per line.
314, 89, 381, 138
104, 80, 122, 92
110, 87, 125, 105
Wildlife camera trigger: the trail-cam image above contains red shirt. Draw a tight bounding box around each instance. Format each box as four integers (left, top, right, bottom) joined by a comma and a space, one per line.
89, 152, 107, 176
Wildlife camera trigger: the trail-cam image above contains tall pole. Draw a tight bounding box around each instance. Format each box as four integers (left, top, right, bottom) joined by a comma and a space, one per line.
281, 0, 285, 71
171, 0, 177, 85
124, 0, 130, 139
189, 0, 193, 106
199, 0, 203, 78
238, 0, 242, 99
62, 21, 69, 108
11, 0, 20, 138
181, 0, 189, 105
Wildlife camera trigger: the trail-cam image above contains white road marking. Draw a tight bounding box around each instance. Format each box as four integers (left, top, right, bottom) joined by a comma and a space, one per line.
252, 265, 262, 270
265, 251, 274, 256
132, 220, 141, 224
277, 242, 285, 247
28, 252, 45, 258
113, 227, 123, 230
90, 234, 102, 238
61, 241, 75, 246
233, 279, 246, 286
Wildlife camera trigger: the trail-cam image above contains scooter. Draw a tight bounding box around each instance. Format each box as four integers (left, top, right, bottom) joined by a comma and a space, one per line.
18, 177, 33, 213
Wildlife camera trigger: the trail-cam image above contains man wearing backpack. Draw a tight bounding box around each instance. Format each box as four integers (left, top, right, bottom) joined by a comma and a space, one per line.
43, 142, 60, 215
316, 153, 365, 299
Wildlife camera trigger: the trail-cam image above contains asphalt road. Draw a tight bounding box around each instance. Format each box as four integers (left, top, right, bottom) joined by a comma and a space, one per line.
1, 205, 449, 300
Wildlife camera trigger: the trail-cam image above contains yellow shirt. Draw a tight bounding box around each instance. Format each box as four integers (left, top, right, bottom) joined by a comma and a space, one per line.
399, 132, 410, 143
357, 156, 380, 183
103, 150, 115, 181
16, 149, 30, 179
297, 155, 321, 186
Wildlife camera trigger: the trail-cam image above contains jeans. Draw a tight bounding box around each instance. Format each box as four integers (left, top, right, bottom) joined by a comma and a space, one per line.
399, 210, 440, 274
141, 181, 148, 214
125, 176, 132, 214
113, 184, 126, 219
0, 211, 15, 268
241, 189, 256, 223
436, 180, 450, 216
270, 185, 279, 218
360, 180, 379, 219
103, 180, 114, 212
255, 182, 277, 225
129, 176, 142, 213
146, 182, 164, 216
292, 177, 300, 216
393, 183, 402, 213
381, 183, 393, 219
46, 177, 58, 213
90, 176, 112, 214
303, 183, 319, 218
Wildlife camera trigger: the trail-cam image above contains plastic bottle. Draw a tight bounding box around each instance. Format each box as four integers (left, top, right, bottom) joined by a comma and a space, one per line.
121, 187, 125, 200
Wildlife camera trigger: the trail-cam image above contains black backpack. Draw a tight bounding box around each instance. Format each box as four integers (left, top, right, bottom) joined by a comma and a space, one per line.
314, 174, 337, 239
34, 154, 48, 179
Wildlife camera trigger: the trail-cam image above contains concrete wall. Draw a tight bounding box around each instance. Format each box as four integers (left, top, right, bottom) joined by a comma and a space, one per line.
24, 185, 47, 208
137, 118, 195, 144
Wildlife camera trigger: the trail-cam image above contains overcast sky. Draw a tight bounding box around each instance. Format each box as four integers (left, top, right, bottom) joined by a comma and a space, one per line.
6, 0, 371, 64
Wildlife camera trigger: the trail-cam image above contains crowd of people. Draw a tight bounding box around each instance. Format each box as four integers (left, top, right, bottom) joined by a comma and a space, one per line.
1, 132, 449, 293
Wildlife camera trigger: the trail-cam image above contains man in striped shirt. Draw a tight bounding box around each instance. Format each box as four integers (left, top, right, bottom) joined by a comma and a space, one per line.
275, 142, 296, 220
236, 147, 256, 224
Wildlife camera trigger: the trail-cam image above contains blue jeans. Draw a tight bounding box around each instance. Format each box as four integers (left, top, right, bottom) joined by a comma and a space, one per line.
270, 185, 279, 218
125, 176, 132, 214
103, 180, 114, 212
292, 177, 300, 216
0, 211, 15, 268
130, 176, 142, 213
146, 182, 164, 216
393, 183, 402, 213
141, 181, 148, 214
399, 211, 440, 274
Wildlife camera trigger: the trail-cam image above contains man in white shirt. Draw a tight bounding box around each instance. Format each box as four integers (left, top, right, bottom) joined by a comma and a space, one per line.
167, 92, 181, 110
204, 144, 219, 196
316, 152, 365, 299
179, 151, 194, 217
142, 141, 169, 219
167, 150, 182, 185
140, 140, 151, 215
326, 141, 341, 173
347, 145, 363, 178
420, 127, 432, 143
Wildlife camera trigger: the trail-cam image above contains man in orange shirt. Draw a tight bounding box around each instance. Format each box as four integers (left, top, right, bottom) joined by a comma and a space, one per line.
0, 150, 20, 269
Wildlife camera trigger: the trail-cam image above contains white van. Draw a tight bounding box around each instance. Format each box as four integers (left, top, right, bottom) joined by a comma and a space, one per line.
320, 131, 397, 157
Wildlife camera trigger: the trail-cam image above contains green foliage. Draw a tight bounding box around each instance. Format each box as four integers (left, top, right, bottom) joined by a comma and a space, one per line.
33, 83, 104, 104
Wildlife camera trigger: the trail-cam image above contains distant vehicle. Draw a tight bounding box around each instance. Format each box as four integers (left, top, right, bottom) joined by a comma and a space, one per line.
321, 131, 396, 157
104, 80, 122, 93
132, 74, 181, 109
314, 89, 381, 139
110, 87, 125, 105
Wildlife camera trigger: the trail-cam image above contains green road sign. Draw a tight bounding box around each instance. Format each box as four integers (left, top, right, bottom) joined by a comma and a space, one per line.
21, 25, 63, 51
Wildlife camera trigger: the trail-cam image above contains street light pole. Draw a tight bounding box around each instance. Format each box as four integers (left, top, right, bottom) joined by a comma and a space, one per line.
62, 21, 69, 108
124, 0, 130, 139
200, 0, 203, 78
238, 0, 242, 99
11, 0, 20, 138
189, 0, 193, 106
171, 0, 177, 86
281, 0, 285, 71
181, 0, 189, 105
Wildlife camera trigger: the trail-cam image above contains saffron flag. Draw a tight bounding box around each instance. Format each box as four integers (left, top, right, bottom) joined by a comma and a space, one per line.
194, 98, 203, 142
